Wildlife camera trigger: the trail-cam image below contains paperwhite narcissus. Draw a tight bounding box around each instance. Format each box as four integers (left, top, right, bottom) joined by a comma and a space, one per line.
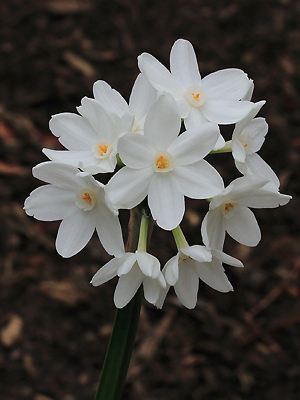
105, 95, 224, 230
138, 38, 253, 149
202, 177, 291, 248
91, 251, 166, 308
43, 97, 130, 175
24, 162, 124, 258
93, 74, 158, 134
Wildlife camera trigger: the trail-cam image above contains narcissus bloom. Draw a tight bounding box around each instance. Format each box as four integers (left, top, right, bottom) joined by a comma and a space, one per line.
24, 162, 124, 257
202, 177, 291, 248
138, 38, 253, 148
105, 95, 224, 230
93, 74, 157, 134
43, 97, 130, 174
91, 251, 166, 308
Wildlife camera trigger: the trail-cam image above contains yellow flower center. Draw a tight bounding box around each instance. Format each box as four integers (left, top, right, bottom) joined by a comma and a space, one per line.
191, 91, 201, 102
97, 143, 109, 156
223, 202, 235, 214
81, 192, 93, 205
76, 189, 96, 211
155, 154, 170, 170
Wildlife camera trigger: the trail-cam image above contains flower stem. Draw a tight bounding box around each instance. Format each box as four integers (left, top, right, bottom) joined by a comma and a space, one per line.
172, 225, 189, 249
209, 140, 232, 154
94, 208, 150, 400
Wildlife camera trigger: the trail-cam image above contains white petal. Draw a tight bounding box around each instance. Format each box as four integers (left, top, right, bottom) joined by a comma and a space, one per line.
168, 123, 219, 165
175, 262, 199, 309
225, 206, 261, 246
155, 281, 170, 309
236, 100, 266, 131
49, 113, 96, 150
201, 209, 226, 250
24, 185, 76, 221
213, 250, 244, 268
138, 53, 183, 95
184, 107, 209, 130
118, 134, 155, 169
243, 79, 254, 101
202, 99, 253, 124
56, 211, 95, 257
213, 134, 226, 150
143, 95, 181, 151
173, 160, 224, 199
236, 187, 291, 208
129, 74, 157, 119
231, 139, 246, 163
93, 80, 128, 116
164, 254, 179, 285
170, 39, 201, 86
202, 68, 251, 100
91, 257, 124, 286
181, 245, 212, 263
113, 266, 143, 308
243, 118, 268, 154
148, 173, 185, 230
42, 149, 96, 169
136, 252, 160, 278
79, 97, 116, 142
32, 162, 84, 190
195, 260, 233, 292
93, 203, 124, 257
105, 167, 152, 209
143, 277, 161, 304
242, 153, 280, 187
117, 254, 136, 276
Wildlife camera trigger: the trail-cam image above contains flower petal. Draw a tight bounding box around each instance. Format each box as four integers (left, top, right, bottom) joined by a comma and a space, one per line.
93, 80, 128, 116
170, 39, 201, 86
49, 113, 96, 150
201, 209, 226, 250
213, 250, 244, 268
117, 254, 136, 276
164, 254, 179, 285
113, 266, 143, 308
105, 167, 152, 209
232, 139, 246, 163
143, 95, 181, 151
91, 257, 125, 286
24, 185, 76, 221
168, 123, 219, 165
241, 153, 280, 187
143, 277, 161, 304
202, 99, 253, 125
56, 211, 95, 257
225, 206, 261, 246
129, 74, 157, 119
118, 134, 155, 169
136, 252, 161, 278
138, 53, 183, 95
195, 260, 233, 292
181, 245, 212, 263
42, 149, 96, 169
173, 160, 224, 199
202, 68, 251, 100
243, 118, 268, 154
148, 173, 185, 230
175, 262, 199, 309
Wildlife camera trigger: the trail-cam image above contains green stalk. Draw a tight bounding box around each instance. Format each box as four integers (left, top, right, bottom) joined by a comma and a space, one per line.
209, 140, 232, 154
172, 225, 189, 249
94, 209, 150, 400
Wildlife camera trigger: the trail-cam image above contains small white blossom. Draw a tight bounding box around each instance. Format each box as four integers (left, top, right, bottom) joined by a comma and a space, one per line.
105, 95, 224, 230
91, 251, 166, 308
138, 39, 253, 149
43, 97, 130, 175
24, 162, 124, 258
202, 177, 291, 248
93, 74, 157, 134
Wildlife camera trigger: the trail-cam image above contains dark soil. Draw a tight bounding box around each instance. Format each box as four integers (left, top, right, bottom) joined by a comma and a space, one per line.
0, 1, 299, 399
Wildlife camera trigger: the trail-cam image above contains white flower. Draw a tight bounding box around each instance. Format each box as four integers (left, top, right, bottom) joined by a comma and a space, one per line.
43, 97, 130, 175
138, 38, 253, 149
91, 251, 166, 308
24, 162, 124, 258
159, 244, 241, 309
105, 95, 224, 230
93, 74, 158, 134
231, 100, 268, 166
201, 176, 291, 248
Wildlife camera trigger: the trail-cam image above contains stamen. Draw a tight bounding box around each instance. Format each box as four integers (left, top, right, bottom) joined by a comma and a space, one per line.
191, 92, 201, 102
224, 202, 235, 213
97, 144, 109, 156
155, 154, 170, 170
82, 192, 92, 205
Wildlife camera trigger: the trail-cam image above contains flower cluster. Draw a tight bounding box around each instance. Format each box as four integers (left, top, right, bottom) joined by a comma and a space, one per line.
24, 39, 291, 309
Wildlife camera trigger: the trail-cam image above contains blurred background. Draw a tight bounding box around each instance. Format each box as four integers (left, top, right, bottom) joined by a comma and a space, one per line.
0, 1, 299, 399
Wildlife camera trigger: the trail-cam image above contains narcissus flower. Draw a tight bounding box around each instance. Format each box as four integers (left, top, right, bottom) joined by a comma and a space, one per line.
43, 97, 130, 174
93, 74, 158, 134
91, 251, 166, 308
105, 95, 224, 230
138, 38, 253, 148
202, 177, 291, 248
24, 162, 124, 257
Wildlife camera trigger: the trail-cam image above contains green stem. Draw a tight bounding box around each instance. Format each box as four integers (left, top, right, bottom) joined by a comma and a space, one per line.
209, 140, 232, 154
172, 225, 189, 250
95, 208, 150, 400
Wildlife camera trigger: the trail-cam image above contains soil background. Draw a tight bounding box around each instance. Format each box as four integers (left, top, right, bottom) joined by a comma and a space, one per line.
0, 1, 299, 399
